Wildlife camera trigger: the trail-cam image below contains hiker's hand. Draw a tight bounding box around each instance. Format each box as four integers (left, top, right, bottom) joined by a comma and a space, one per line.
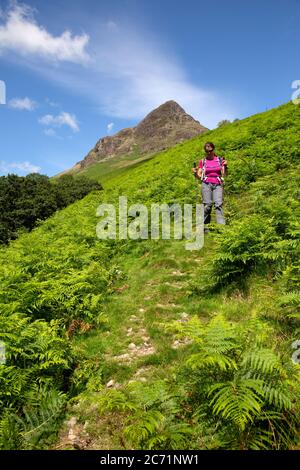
223, 159, 228, 166
192, 168, 200, 179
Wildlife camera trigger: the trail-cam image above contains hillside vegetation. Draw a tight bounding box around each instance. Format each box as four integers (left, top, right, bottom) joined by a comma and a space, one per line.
68, 151, 158, 185
0, 173, 102, 245
0, 101, 299, 450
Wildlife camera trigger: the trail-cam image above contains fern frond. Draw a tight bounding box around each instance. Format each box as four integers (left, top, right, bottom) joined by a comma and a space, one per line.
208, 378, 264, 430
183, 315, 238, 371
241, 349, 284, 375
97, 389, 137, 413
186, 352, 237, 371
124, 410, 165, 447
261, 383, 293, 410
13, 387, 66, 449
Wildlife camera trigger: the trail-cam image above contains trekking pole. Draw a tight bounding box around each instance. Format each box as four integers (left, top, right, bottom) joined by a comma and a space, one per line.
193, 162, 199, 181
193, 162, 200, 204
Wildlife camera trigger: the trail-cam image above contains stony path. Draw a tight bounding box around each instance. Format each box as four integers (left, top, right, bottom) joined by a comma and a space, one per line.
57, 239, 208, 449
100, 240, 205, 386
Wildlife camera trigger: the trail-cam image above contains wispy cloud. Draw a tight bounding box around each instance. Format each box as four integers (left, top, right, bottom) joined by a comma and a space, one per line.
39, 112, 79, 132
0, 2, 90, 64
44, 128, 59, 138
0, 3, 239, 128
0, 160, 41, 175
38, 19, 238, 128
106, 21, 119, 33
45, 98, 60, 108
8, 96, 37, 110
107, 122, 114, 133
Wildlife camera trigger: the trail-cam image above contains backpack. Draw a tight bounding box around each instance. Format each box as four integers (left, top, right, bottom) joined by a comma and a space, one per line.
200, 155, 225, 183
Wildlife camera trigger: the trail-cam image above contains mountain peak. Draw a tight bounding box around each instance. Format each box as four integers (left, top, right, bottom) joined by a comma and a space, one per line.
139, 100, 189, 121
134, 100, 204, 141
155, 100, 185, 111
73, 100, 208, 171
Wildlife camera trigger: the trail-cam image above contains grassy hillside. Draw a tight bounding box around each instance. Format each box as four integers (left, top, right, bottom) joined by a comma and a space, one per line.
0, 101, 299, 450
69, 151, 159, 186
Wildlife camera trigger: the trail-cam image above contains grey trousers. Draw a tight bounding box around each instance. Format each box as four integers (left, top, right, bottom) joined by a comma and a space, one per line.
201, 182, 225, 225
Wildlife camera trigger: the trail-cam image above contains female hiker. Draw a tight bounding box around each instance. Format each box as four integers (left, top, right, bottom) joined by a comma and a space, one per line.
192, 142, 227, 226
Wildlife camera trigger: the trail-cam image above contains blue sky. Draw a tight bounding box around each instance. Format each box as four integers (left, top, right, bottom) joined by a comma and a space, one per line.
0, 0, 299, 177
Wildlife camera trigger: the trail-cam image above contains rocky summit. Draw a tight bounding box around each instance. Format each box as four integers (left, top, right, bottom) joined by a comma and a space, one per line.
74, 100, 208, 170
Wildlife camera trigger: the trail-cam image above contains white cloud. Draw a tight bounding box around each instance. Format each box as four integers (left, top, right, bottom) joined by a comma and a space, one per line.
0, 3, 239, 128
39, 112, 79, 132
45, 98, 60, 108
43, 128, 63, 140
0, 3, 90, 64
107, 122, 114, 133
37, 22, 238, 128
8, 96, 37, 110
90, 29, 237, 127
44, 128, 57, 137
0, 160, 41, 175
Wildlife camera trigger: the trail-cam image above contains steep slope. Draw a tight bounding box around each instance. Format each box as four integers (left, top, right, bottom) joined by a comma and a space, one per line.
63, 151, 158, 186
65, 100, 208, 174
1, 100, 300, 450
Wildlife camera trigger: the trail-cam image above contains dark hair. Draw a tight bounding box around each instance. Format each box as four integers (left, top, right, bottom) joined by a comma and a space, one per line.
204, 142, 215, 151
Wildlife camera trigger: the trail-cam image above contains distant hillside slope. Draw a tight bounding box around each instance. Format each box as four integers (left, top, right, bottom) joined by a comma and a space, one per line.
58, 100, 208, 177
60, 151, 159, 186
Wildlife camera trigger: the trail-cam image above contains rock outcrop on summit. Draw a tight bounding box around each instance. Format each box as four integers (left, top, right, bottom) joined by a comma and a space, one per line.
74, 100, 208, 171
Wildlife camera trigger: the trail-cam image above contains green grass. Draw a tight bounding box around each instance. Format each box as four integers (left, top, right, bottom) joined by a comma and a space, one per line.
59, 231, 290, 448
1, 100, 300, 450
64, 151, 159, 186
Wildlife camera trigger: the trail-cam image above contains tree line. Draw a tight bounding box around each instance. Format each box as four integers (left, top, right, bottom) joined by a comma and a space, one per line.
0, 173, 102, 244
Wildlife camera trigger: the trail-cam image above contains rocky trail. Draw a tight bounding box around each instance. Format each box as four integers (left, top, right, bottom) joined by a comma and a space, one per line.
56, 239, 208, 449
